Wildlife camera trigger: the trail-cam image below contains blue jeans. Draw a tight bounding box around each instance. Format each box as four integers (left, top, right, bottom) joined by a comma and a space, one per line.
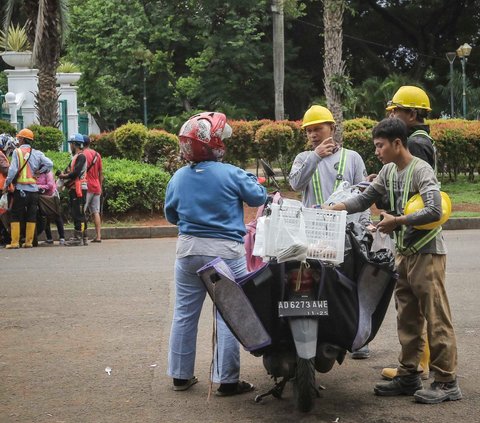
167, 255, 247, 384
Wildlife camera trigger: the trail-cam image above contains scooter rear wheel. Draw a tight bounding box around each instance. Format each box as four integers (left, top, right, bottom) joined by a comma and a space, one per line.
293, 357, 316, 412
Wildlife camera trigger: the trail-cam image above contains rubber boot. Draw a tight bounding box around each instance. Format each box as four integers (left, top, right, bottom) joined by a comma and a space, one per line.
381, 342, 430, 381
23, 222, 36, 248
6, 222, 20, 249
65, 230, 83, 246
419, 340, 430, 379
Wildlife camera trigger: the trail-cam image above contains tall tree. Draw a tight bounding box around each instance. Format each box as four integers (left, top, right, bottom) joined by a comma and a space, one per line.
322, 0, 346, 142
4, 0, 68, 126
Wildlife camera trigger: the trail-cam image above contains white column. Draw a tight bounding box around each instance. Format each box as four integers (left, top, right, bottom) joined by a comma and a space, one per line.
4, 68, 39, 127
57, 85, 79, 139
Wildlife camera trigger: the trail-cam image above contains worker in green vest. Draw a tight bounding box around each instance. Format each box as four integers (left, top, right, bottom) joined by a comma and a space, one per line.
325, 117, 461, 405
289, 104, 371, 359
380, 85, 435, 381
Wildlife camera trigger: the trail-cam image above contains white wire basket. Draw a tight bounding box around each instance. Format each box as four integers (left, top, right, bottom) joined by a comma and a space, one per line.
263, 202, 347, 265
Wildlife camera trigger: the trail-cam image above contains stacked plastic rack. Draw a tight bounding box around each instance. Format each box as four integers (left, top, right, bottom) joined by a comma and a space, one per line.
263, 200, 347, 265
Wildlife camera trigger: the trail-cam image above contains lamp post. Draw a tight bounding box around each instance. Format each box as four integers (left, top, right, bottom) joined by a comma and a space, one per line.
456, 43, 472, 119
446, 52, 456, 117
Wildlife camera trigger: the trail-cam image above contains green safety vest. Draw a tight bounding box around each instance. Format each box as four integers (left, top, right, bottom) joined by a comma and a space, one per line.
388, 157, 442, 256
312, 148, 347, 205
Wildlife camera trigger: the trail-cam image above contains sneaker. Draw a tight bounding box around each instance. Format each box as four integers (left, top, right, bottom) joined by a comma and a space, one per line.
351, 344, 370, 359
65, 237, 83, 247
173, 376, 198, 391
59, 238, 65, 246
40, 240, 54, 246
374, 374, 423, 396
414, 379, 462, 404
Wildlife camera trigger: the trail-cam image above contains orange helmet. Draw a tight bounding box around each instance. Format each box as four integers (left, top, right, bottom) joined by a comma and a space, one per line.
16, 128, 34, 141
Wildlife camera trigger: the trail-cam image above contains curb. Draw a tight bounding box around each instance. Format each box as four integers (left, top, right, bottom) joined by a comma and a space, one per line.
45, 218, 480, 241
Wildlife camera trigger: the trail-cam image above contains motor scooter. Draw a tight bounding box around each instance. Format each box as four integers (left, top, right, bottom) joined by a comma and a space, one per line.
198, 160, 397, 412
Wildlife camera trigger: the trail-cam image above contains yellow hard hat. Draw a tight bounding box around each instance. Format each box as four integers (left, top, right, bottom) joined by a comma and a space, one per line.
404, 192, 451, 230
386, 86, 432, 112
301, 105, 335, 128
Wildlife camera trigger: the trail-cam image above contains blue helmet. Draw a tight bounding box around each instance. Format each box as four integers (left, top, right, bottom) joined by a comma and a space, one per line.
68, 133, 85, 144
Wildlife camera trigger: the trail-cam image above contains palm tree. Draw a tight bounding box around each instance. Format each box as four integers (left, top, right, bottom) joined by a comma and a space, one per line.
322, 0, 346, 143
4, 0, 68, 126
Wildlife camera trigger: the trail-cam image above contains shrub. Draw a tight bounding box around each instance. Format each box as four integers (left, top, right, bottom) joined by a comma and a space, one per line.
255, 123, 294, 178
89, 131, 120, 158
29, 125, 64, 151
144, 129, 182, 174
0, 119, 17, 136
45, 151, 171, 216
223, 120, 254, 168
114, 122, 148, 161
101, 158, 170, 215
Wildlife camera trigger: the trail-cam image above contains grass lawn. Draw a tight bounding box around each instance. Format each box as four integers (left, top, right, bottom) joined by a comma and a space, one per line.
441, 175, 480, 217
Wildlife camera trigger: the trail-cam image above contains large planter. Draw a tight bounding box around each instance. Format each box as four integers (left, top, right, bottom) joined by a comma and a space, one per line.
56, 72, 81, 86
0, 51, 33, 69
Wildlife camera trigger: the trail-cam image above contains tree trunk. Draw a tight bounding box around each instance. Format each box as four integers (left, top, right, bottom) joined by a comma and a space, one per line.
323, 0, 345, 143
272, 0, 285, 121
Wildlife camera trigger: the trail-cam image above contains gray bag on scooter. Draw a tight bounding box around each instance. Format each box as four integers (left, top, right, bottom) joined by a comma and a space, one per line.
197, 257, 272, 352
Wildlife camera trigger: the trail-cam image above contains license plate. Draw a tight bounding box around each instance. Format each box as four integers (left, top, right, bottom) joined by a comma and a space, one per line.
278, 300, 329, 317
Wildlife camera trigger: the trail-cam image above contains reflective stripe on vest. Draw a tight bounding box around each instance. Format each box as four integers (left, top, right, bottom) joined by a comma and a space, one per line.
15, 147, 36, 184
313, 148, 347, 205
410, 129, 437, 175
388, 157, 442, 256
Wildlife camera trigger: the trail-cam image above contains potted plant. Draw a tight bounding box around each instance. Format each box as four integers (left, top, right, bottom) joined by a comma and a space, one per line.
56, 60, 81, 85
0, 24, 32, 69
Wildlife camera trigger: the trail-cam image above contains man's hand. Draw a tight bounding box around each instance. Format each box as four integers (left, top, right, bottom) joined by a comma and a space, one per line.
377, 212, 398, 234
314, 137, 337, 158
322, 202, 346, 211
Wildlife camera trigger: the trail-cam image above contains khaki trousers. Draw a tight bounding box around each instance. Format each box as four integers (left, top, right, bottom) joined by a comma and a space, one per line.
395, 253, 457, 382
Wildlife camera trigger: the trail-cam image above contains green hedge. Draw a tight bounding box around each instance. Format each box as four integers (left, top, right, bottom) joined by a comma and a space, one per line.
0, 119, 16, 136
45, 151, 170, 216
29, 125, 64, 152
223, 117, 480, 182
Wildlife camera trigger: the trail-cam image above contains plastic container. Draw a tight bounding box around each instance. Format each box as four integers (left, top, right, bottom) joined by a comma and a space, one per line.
264, 202, 347, 265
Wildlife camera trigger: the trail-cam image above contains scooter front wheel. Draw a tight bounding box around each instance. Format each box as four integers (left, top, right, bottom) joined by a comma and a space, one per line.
293, 357, 316, 412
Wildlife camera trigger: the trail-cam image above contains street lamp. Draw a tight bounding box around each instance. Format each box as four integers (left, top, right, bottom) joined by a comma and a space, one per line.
456, 43, 472, 119
446, 52, 456, 117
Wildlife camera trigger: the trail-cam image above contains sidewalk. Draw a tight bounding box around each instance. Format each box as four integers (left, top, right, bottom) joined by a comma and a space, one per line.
47, 218, 480, 240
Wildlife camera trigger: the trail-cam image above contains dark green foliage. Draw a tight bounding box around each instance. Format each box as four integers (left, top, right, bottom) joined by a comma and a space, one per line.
0, 119, 16, 136
114, 122, 148, 161
29, 125, 64, 152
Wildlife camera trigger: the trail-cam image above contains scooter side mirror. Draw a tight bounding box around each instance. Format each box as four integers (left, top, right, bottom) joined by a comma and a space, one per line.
260, 159, 276, 178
